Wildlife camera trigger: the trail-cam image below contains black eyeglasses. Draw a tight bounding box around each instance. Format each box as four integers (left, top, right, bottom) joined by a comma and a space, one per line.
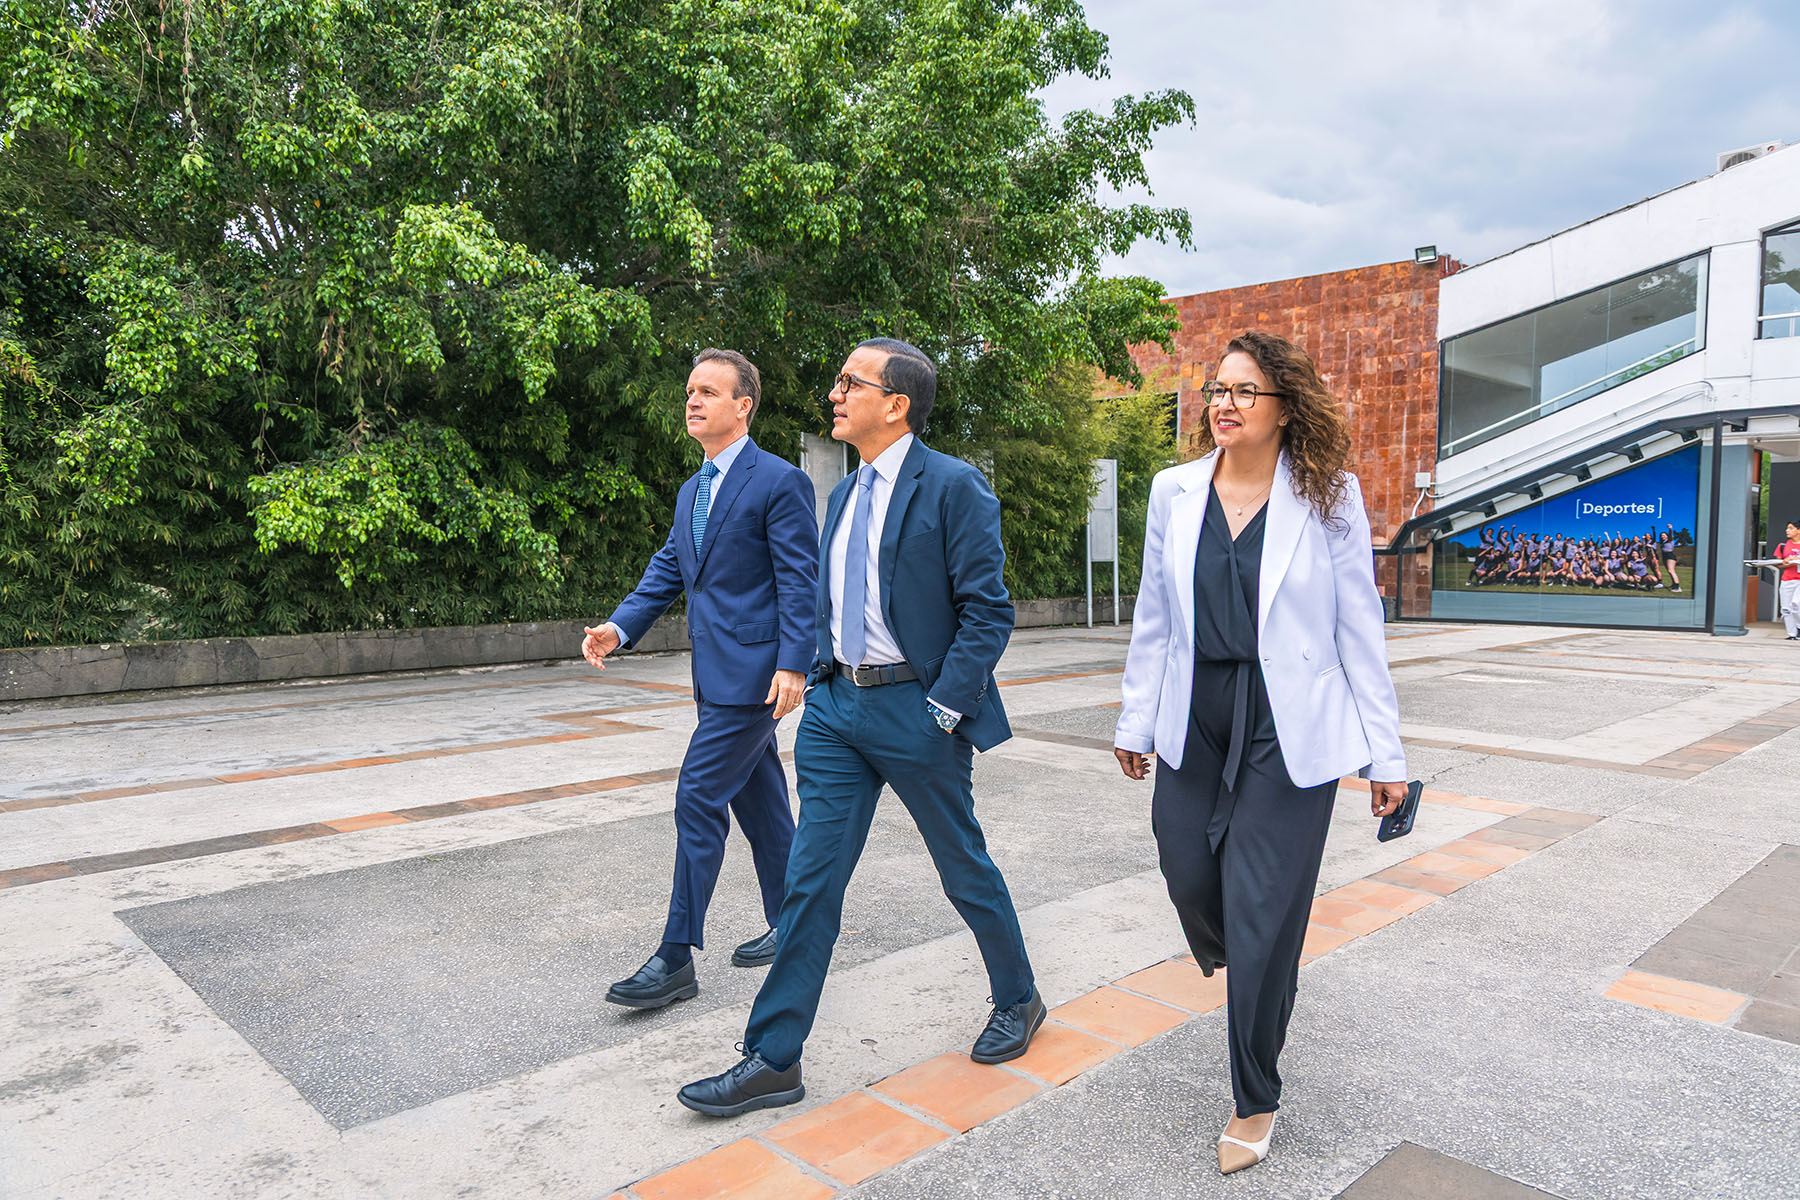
1199, 381, 1286, 408
832, 371, 896, 396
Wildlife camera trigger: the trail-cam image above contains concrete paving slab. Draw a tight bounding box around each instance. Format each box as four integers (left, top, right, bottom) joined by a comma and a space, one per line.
1335, 1141, 1567, 1198
4, 623, 1798, 1200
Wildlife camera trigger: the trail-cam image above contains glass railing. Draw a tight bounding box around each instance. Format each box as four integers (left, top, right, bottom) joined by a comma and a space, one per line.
1440, 253, 1709, 458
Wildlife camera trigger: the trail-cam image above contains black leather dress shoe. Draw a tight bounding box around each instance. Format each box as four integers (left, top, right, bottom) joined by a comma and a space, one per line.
970, 987, 1046, 1064
730, 927, 778, 967
604, 954, 698, 1009
677, 1051, 804, 1116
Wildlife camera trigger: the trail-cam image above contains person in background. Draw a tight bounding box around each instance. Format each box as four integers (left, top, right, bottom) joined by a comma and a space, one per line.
1113, 331, 1406, 1175
581, 349, 817, 1009
1776, 520, 1800, 641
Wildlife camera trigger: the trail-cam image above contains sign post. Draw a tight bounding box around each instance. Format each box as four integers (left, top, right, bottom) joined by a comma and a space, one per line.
1087, 459, 1119, 627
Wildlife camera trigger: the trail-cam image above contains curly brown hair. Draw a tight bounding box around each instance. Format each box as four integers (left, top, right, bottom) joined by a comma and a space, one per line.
1193, 330, 1352, 526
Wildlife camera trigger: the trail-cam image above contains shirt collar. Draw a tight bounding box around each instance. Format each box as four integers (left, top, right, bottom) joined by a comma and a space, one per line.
707, 433, 751, 476
866, 432, 915, 484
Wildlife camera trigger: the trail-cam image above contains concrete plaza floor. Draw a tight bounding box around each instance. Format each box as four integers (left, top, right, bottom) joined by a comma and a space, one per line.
3, 622, 1799, 1199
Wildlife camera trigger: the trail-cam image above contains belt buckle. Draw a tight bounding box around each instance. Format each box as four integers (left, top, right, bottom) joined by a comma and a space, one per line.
852, 664, 878, 687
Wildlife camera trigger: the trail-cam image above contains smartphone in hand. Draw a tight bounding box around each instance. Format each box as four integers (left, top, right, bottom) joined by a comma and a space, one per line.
1377, 780, 1424, 842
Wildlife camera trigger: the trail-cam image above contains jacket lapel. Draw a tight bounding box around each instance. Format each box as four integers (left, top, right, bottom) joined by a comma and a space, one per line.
1258, 452, 1307, 631
694, 438, 757, 577
877, 438, 928, 635
1165, 452, 1217, 646
674, 472, 701, 583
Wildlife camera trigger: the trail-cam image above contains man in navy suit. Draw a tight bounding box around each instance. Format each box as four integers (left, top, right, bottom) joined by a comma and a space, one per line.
677, 338, 1042, 1116
581, 349, 817, 1009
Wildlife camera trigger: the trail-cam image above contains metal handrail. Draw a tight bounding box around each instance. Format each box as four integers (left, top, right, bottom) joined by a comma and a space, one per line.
1441, 336, 1699, 455
1378, 398, 1800, 555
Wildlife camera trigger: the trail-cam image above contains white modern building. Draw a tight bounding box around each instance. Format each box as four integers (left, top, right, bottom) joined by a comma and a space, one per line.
1401, 141, 1800, 633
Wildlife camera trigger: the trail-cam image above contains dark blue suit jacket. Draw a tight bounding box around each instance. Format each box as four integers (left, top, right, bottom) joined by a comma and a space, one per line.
610, 438, 818, 706
809, 438, 1014, 752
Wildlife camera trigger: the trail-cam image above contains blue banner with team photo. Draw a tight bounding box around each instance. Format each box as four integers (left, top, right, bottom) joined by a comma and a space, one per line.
1435, 445, 1701, 598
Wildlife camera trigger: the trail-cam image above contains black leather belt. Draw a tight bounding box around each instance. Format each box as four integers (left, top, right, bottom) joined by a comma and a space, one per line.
834, 660, 918, 686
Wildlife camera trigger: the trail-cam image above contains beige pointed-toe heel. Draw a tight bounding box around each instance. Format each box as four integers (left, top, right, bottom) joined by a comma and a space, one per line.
1217, 1113, 1274, 1174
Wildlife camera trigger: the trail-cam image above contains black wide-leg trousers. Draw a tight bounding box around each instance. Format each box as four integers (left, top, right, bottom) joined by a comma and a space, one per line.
1152, 661, 1337, 1118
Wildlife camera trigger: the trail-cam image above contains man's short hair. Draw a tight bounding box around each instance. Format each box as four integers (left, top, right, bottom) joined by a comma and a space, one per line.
692, 348, 762, 422
856, 337, 937, 435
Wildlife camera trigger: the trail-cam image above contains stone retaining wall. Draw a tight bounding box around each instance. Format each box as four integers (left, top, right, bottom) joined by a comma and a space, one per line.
1, 596, 1135, 702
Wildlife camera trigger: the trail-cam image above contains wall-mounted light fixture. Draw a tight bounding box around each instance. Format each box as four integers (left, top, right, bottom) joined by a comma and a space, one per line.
1413, 245, 1438, 265
1624, 444, 1645, 462
1574, 464, 1593, 481
1525, 484, 1544, 500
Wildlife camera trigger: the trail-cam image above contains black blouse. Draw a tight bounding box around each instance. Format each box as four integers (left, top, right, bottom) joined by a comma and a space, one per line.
1193, 486, 1266, 664
1191, 485, 1269, 795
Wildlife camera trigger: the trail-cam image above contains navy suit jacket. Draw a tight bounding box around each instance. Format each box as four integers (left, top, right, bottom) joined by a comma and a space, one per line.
609, 438, 818, 706
809, 438, 1014, 752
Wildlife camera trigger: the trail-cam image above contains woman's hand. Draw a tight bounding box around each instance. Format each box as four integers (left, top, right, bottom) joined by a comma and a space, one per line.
1370, 779, 1407, 817
1115, 749, 1154, 780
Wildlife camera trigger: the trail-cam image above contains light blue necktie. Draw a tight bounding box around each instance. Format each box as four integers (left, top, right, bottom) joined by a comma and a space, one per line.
692, 460, 719, 556
840, 465, 876, 667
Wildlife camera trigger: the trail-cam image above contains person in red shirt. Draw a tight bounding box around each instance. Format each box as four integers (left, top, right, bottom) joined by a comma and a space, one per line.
1778, 520, 1800, 640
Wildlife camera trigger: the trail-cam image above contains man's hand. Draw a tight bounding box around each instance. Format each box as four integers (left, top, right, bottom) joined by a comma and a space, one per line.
1114, 748, 1153, 780
766, 669, 805, 720
1370, 779, 1408, 817
581, 624, 621, 670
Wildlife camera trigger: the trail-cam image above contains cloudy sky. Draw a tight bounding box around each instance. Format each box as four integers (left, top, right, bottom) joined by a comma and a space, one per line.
1046, 0, 1800, 296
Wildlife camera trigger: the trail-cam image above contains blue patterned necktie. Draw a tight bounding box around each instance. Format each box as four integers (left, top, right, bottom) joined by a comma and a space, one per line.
692, 460, 720, 556
840, 465, 877, 667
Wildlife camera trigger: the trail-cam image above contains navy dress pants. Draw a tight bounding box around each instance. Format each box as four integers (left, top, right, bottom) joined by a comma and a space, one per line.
663, 700, 795, 948
1152, 662, 1337, 1118
745, 676, 1034, 1069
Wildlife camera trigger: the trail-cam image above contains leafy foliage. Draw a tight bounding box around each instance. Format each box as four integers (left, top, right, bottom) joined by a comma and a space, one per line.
971, 361, 1174, 601
0, 0, 1189, 646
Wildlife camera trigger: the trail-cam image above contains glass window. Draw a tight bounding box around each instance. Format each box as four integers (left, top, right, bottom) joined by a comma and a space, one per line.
1761, 220, 1800, 339
1440, 253, 1708, 457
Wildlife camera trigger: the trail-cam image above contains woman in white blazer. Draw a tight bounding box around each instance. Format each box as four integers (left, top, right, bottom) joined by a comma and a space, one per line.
1113, 331, 1406, 1175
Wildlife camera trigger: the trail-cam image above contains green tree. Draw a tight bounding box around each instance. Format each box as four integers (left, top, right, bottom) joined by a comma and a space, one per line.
1, 0, 1190, 646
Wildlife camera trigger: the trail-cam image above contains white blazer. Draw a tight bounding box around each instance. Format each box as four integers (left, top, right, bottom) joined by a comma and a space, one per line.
1114, 450, 1406, 787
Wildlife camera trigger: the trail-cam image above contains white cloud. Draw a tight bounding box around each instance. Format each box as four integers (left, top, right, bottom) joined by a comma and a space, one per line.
1047, 0, 1800, 294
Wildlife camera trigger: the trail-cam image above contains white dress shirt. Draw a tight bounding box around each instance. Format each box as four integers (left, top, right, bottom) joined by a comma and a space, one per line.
604, 433, 749, 648
829, 433, 912, 666
826, 433, 961, 723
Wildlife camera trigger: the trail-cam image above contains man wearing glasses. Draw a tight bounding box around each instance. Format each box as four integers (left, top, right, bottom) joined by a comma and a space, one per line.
581, 349, 817, 1010
676, 338, 1042, 1116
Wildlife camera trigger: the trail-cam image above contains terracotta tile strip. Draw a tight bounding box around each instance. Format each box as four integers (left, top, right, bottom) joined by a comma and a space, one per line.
0, 771, 679, 889
616, 782, 1586, 1198
632, 1137, 834, 1200
0, 670, 641, 738
0, 702, 687, 813
1605, 970, 1746, 1024
870, 1052, 1044, 1132
761, 1091, 948, 1186
1398, 736, 1699, 779
1643, 701, 1800, 774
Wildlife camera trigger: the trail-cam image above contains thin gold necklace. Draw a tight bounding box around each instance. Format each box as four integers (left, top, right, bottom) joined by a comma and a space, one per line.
1218, 479, 1273, 517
